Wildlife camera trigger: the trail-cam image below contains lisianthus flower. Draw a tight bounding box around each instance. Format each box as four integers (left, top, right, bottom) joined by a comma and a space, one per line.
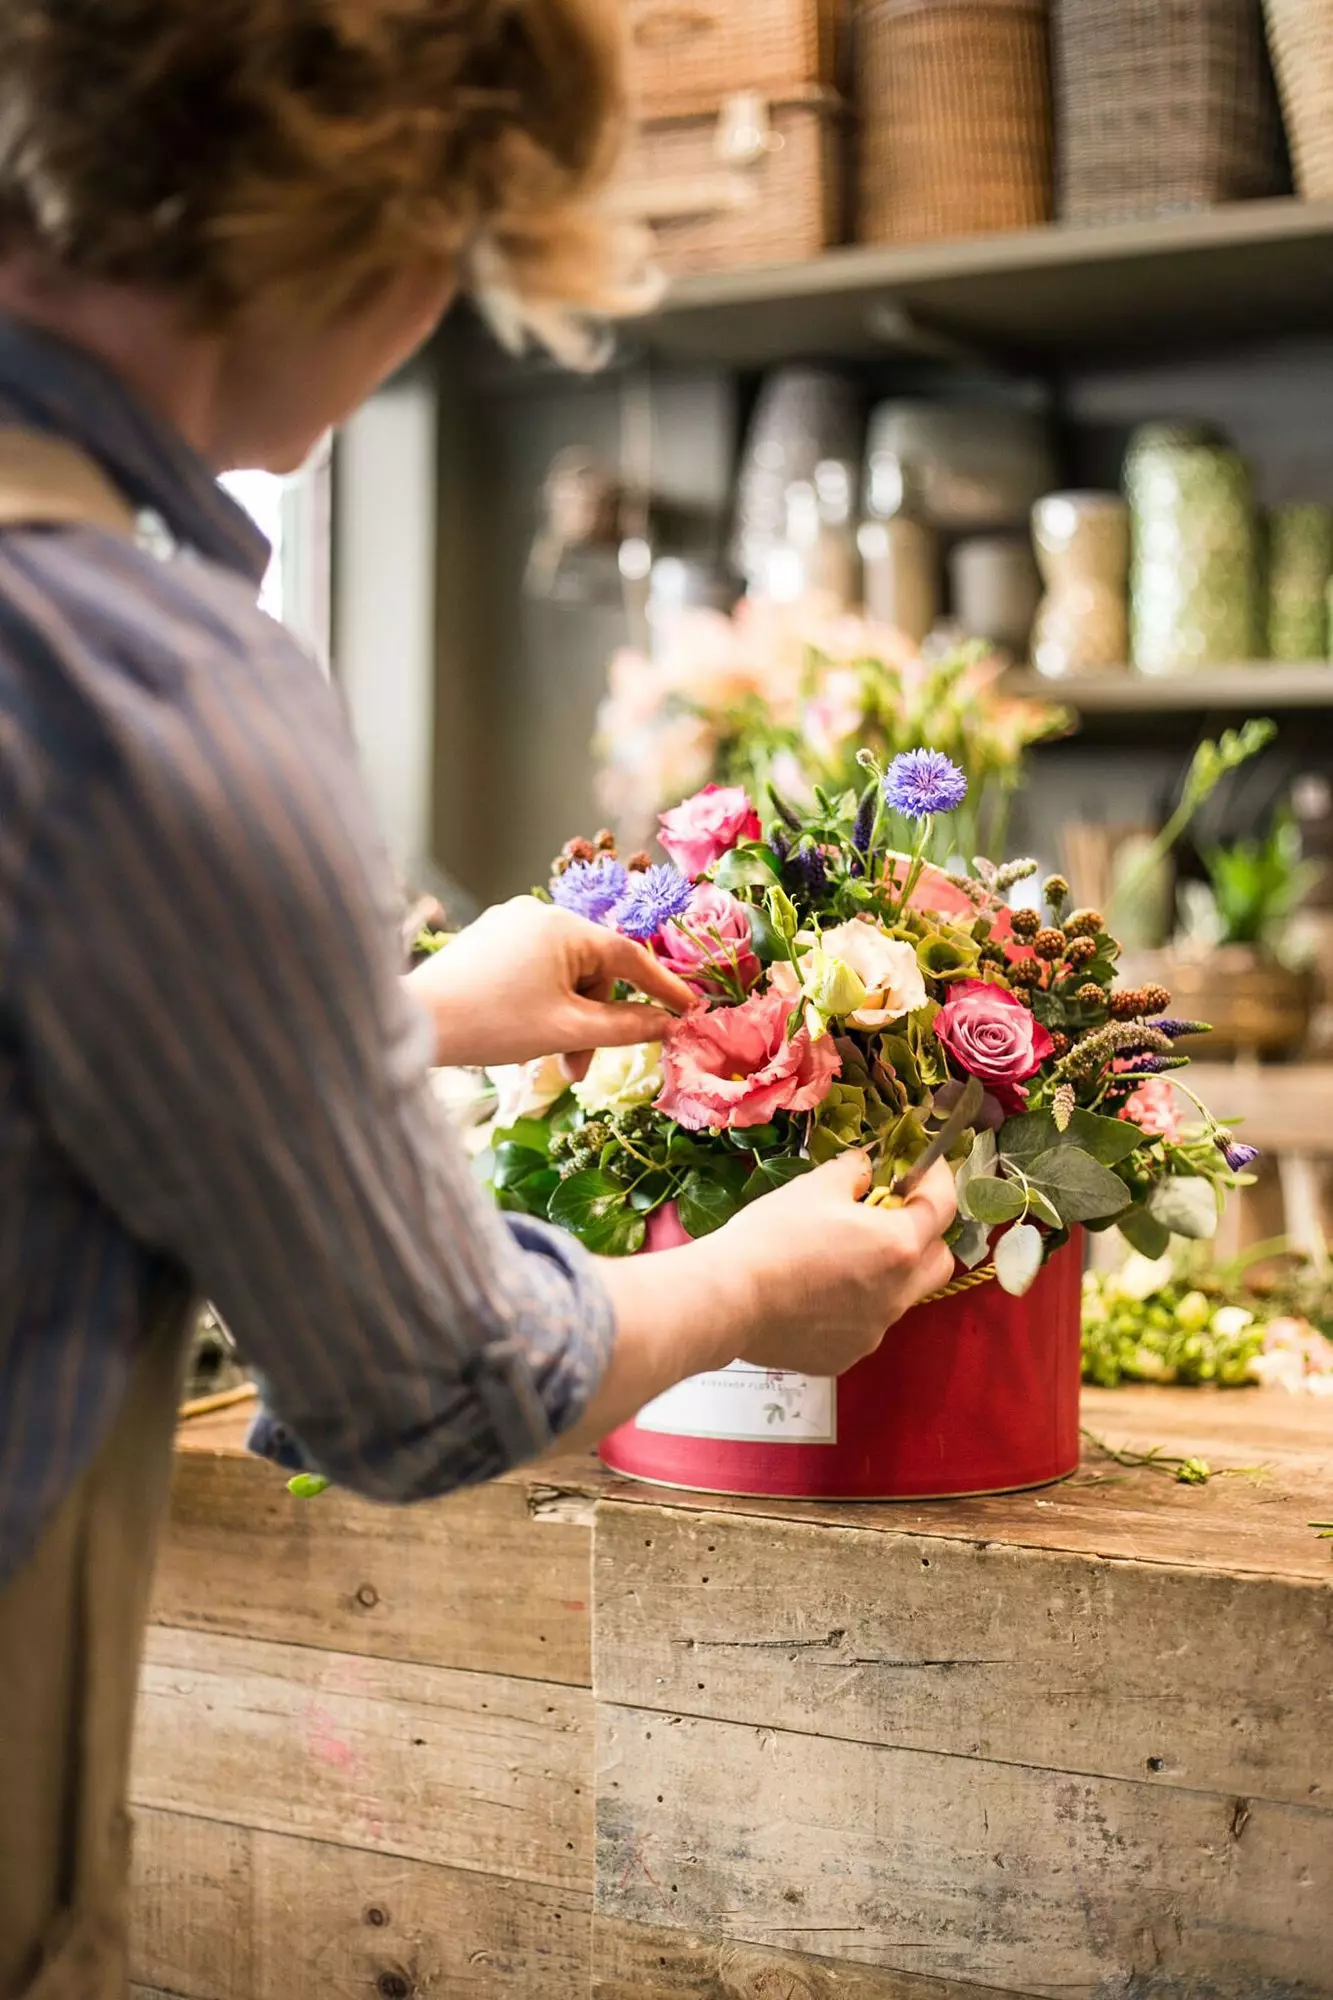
611, 863, 694, 941
883, 749, 968, 820
1119, 1076, 1184, 1142
573, 1041, 664, 1116
934, 978, 1054, 1114
486, 1056, 569, 1128
656, 987, 841, 1131
550, 856, 627, 924
813, 920, 928, 1029
658, 783, 761, 878
658, 884, 761, 996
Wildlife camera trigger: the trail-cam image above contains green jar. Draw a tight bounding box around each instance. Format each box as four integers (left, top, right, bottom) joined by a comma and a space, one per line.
1266, 502, 1333, 661
1125, 425, 1257, 675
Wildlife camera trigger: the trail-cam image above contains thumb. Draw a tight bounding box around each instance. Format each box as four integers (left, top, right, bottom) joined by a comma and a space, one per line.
807, 1149, 873, 1203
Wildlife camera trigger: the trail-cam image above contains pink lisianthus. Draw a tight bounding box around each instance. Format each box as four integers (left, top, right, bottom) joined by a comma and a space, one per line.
658, 884, 761, 996
933, 978, 1055, 1116
1119, 1076, 1184, 1142
656, 988, 841, 1132
658, 783, 761, 877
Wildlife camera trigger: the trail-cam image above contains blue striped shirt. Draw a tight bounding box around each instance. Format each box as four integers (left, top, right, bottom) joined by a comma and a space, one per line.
0, 318, 614, 1586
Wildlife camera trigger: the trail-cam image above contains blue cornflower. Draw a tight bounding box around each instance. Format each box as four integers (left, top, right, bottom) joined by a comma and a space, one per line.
550, 856, 628, 924
610, 864, 694, 940
883, 749, 968, 820
1219, 1137, 1260, 1173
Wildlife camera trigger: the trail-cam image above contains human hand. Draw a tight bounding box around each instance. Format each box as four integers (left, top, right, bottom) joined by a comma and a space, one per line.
718, 1152, 957, 1374
409, 896, 697, 1073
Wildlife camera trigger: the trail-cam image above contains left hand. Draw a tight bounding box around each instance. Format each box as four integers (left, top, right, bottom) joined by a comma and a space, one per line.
408, 896, 698, 1075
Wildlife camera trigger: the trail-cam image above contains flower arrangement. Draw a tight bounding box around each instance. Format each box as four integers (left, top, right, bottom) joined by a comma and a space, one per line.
485, 753, 1250, 1297
594, 603, 1069, 861
1083, 1250, 1333, 1394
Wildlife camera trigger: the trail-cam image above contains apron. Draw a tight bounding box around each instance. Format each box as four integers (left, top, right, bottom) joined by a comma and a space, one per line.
0, 429, 191, 1998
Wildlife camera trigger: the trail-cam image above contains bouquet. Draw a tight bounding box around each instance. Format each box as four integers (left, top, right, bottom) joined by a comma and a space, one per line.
484, 751, 1250, 1299
595, 602, 1069, 862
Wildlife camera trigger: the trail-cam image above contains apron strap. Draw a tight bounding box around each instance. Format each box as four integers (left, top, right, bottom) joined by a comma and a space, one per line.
0, 427, 138, 538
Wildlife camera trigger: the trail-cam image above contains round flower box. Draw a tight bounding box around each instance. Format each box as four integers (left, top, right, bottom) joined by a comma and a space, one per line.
601, 1206, 1084, 1500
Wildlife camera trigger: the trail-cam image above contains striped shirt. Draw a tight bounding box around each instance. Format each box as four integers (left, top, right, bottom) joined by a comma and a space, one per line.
0, 317, 614, 1587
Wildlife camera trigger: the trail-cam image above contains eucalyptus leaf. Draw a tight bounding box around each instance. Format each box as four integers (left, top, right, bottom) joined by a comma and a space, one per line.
961, 1175, 1028, 1225
1117, 1206, 1172, 1260
999, 1106, 1143, 1170
1146, 1175, 1219, 1240
1026, 1146, 1132, 1223
1026, 1186, 1063, 1230
955, 1128, 997, 1202
995, 1222, 1044, 1297
950, 1216, 993, 1269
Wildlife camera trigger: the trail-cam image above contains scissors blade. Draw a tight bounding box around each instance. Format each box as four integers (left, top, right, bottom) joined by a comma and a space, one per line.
890, 1076, 985, 1200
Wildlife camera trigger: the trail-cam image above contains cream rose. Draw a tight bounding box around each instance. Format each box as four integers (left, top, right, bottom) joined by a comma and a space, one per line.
486, 1056, 569, 1128
810, 920, 928, 1029
572, 1041, 664, 1115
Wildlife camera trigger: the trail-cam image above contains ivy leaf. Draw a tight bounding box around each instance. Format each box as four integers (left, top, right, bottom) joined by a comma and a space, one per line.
491, 1142, 549, 1192
1146, 1175, 1219, 1240
725, 1123, 781, 1151
714, 843, 782, 891
493, 1113, 562, 1154
678, 1167, 747, 1239
629, 1174, 673, 1214
496, 1167, 560, 1219
742, 1157, 815, 1204
747, 906, 786, 964
1118, 1205, 1172, 1259
549, 1170, 644, 1255
995, 1222, 1044, 1297
1026, 1146, 1132, 1223
962, 1175, 1028, 1225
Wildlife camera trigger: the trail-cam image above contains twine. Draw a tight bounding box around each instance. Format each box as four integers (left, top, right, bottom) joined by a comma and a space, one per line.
865, 1183, 998, 1304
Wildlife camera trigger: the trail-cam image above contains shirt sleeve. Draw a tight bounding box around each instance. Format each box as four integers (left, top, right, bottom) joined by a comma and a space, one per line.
13, 631, 615, 1501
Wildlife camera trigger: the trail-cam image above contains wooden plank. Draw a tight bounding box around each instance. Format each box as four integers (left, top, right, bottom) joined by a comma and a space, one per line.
594, 1502, 1332, 1809
593, 1916, 1032, 1999
130, 1808, 590, 2000
1186, 1064, 1333, 1154
1003, 666, 1333, 713
153, 1447, 592, 1686
596, 1707, 1333, 1998
132, 1627, 591, 1891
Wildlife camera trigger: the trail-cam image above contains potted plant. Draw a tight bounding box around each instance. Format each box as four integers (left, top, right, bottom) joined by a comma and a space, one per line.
480, 753, 1248, 1500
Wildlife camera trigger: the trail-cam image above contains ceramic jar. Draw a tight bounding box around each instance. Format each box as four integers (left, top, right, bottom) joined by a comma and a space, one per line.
1125, 424, 1257, 675
950, 536, 1042, 656
1029, 492, 1130, 677
1266, 502, 1333, 660
858, 453, 939, 642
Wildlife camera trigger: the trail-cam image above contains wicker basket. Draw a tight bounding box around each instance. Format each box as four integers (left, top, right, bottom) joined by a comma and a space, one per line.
623, 0, 845, 115
1264, 0, 1333, 198
1054, 1, 1288, 225
615, 90, 846, 276
854, 0, 1053, 245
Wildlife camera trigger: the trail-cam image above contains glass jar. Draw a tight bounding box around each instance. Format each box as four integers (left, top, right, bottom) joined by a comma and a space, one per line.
1125, 424, 1257, 675
1030, 491, 1130, 677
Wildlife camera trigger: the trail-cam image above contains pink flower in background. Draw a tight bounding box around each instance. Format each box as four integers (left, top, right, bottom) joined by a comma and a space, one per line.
934, 979, 1055, 1115
803, 668, 865, 765
1119, 1076, 1184, 1142
657, 988, 841, 1131
658, 884, 761, 996
658, 783, 761, 878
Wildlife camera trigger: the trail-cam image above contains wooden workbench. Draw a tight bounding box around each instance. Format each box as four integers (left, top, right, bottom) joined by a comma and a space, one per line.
129, 1389, 1332, 2000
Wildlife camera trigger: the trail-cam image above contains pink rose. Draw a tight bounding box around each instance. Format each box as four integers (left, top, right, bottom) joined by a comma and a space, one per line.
658, 884, 761, 996
1119, 1076, 1183, 1142
656, 988, 841, 1132
658, 783, 761, 878
933, 978, 1055, 1116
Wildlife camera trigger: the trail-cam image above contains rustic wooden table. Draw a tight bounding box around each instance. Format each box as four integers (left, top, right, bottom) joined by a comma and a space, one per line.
130, 1389, 1332, 2000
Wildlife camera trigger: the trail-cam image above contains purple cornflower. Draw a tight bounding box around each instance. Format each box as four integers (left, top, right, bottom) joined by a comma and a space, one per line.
610, 863, 694, 940
1219, 1137, 1260, 1173
883, 749, 968, 820
550, 855, 628, 924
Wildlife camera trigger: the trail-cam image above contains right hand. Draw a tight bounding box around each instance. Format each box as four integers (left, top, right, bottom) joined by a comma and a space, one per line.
718, 1151, 957, 1375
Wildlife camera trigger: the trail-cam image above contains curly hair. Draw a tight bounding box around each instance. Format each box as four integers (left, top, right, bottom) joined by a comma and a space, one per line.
0, 0, 651, 358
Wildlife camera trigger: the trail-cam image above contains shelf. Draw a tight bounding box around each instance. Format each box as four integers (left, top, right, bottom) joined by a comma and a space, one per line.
1004, 665, 1333, 715
629, 199, 1333, 368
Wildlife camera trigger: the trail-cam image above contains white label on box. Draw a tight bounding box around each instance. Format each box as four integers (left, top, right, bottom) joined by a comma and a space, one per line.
635, 1363, 836, 1443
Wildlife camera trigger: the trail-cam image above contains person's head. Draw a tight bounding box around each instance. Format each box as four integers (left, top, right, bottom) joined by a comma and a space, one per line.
0, 0, 647, 471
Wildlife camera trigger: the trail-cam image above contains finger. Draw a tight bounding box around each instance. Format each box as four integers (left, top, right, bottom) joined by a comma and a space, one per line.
895, 1158, 958, 1252
807, 1150, 873, 1203
559, 1051, 593, 1082
598, 933, 699, 1016
565, 1000, 679, 1050
897, 1238, 957, 1315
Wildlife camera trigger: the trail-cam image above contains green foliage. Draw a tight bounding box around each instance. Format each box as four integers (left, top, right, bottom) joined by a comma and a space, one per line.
1200, 809, 1321, 950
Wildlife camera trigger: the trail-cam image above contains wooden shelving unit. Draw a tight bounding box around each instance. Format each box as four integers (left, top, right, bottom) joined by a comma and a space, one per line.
1004, 664, 1333, 714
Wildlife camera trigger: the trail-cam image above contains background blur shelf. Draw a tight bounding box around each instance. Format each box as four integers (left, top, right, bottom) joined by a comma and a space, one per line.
1005, 665, 1333, 714
629, 198, 1333, 368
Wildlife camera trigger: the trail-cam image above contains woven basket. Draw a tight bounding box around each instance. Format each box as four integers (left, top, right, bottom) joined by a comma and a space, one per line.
615, 90, 846, 276
1264, 0, 1333, 198
854, 0, 1053, 245
1055, 0, 1288, 225
623, 0, 845, 115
